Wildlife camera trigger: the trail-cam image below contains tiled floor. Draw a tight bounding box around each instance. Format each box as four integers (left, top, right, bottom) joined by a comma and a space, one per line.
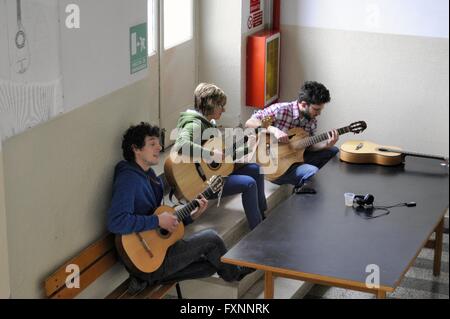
303, 231, 449, 299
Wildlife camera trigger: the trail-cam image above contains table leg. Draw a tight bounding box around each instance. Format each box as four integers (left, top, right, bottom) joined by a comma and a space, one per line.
433, 218, 444, 276
376, 290, 386, 299
264, 271, 274, 299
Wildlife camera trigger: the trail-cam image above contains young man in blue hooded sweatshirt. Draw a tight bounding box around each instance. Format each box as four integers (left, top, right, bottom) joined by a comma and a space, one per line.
108, 122, 253, 291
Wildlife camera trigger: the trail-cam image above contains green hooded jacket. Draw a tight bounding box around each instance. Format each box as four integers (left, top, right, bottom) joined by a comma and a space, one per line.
174, 110, 248, 160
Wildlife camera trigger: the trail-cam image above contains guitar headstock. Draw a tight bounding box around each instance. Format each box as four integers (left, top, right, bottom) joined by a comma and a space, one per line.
349, 121, 367, 134
261, 116, 273, 129
208, 175, 225, 193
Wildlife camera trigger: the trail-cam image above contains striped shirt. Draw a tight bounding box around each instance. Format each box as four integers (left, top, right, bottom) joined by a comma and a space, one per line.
251, 100, 317, 136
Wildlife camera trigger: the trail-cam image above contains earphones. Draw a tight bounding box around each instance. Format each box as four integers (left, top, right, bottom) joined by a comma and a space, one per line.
352, 194, 417, 219
353, 194, 375, 207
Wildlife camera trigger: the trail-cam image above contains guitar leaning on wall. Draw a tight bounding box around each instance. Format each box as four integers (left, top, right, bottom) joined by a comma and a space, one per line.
258, 121, 368, 181
164, 117, 272, 201
14, 0, 30, 74
340, 140, 449, 166
115, 175, 225, 274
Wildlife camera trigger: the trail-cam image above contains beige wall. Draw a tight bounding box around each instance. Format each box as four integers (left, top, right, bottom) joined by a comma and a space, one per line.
280, 25, 449, 156
3, 73, 158, 298
0, 151, 10, 298
198, 0, 242, 127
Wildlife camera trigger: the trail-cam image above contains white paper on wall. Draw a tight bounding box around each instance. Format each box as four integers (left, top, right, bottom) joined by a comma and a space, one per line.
0, 77, 63, 141
0, 0, 62, 144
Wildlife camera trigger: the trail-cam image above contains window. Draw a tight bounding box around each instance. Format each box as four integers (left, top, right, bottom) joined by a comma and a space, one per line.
147, 0, 156, 56
163, 0, 193, 50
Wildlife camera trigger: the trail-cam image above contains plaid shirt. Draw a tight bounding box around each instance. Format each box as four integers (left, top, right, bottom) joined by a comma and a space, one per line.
251, 100, 317, 135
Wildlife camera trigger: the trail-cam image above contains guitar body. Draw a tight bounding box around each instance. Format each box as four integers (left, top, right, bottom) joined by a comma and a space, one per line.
257, 121, 368, 180
340, 140, 403, 166
115, 205, 185, 274
258, 127, 309, 181
164, 137, 234, 201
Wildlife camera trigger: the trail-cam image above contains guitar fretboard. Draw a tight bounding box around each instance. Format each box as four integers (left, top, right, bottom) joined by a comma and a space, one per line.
297, 126, 351, 149
175, 187, 216, 221
379, 148, 449, 162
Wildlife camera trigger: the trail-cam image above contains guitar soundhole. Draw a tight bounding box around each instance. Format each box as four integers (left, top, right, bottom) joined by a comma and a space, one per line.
158, 228, 171, 239
208, 161, 221, 170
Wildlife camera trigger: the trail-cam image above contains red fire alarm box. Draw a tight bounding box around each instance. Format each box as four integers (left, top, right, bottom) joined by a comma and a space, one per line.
246, 30, 281, 109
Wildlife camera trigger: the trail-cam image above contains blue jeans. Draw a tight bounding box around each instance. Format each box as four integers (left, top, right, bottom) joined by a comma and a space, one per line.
222, 163, 267, 230
133, 229, 243, 284
273, 147, 339, 187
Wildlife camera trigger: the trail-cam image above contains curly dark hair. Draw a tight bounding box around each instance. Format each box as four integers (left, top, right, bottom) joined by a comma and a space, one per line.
298, 81, 331, 105
122, 122, 160, 162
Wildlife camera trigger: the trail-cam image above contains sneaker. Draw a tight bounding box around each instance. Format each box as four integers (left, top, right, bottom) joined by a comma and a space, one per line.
237, 266, 256, 281
127, 275, 148, 294
293, 184, 316, 195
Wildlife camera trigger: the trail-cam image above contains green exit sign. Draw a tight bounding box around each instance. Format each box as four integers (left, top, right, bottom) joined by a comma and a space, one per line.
130, 23, 148, 74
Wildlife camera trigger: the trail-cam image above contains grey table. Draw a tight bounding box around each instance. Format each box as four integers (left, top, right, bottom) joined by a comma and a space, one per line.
222, 157, 449, 298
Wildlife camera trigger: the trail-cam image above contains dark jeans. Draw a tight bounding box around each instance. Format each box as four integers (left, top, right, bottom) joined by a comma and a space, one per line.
133, 229, 242, 285
222, 163, 267, 229
273, 147, 339, 187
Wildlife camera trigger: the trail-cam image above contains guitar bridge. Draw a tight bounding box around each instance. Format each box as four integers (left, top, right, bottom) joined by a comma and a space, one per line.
137, 233, 154, 258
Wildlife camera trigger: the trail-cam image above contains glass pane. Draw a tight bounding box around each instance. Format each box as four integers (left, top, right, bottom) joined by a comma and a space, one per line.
164, 0, 193, 50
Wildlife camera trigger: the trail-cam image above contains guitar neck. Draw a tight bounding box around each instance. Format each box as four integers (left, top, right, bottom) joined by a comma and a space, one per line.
299, 126, 350, 149
223, 127, 258, 157
222, 117, 271, 157
175, 187, 215, 221
379, 148, 448, 162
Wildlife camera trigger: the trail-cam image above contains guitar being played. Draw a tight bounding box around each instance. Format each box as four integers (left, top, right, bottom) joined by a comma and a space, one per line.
165, 83, 269, 231
108, 123, 254, 286
246, 81, 367, 194
116, 175, 225, 274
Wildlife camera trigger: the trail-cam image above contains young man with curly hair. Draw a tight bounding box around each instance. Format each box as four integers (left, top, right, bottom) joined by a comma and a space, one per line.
108, 122, 253, 291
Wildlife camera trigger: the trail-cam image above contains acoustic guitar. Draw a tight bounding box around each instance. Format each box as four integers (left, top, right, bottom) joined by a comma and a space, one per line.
340, 140, 449, 166
115, 175, 225, 274
164, 117, 272, 201
257, 121, 367, 181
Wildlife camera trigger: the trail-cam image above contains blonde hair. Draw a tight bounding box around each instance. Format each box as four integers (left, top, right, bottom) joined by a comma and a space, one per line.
194, 83, 227, 116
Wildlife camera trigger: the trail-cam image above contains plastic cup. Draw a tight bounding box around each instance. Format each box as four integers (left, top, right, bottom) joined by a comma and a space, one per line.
344, 193, 355, 207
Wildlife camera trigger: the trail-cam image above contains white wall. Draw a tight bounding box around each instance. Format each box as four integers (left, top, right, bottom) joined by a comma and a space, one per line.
198, 0, 242, 127
2, 0, 156, 298
59, 0, 148, 112
282, 0, 449, 39
0, 0, 11, 298
0, 0, 62, 142
3, 0, 61, 83
241, 0, 269, 122
280, 0, 449, 156
0, 0, 9, 79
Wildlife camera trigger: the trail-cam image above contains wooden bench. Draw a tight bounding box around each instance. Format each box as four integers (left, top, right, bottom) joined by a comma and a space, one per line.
44, 233, 182, 299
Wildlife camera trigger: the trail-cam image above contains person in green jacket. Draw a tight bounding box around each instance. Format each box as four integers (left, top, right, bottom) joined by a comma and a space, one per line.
174, 83, 267, 230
